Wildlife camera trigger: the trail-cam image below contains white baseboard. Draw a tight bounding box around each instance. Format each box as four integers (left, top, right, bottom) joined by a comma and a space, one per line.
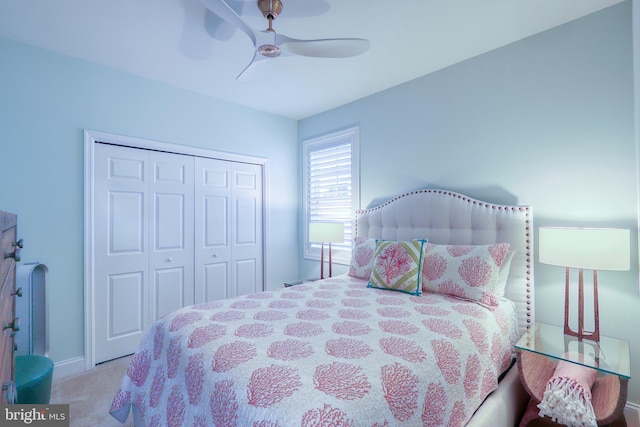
626, 402, 640, 427
51, 356, 86, 380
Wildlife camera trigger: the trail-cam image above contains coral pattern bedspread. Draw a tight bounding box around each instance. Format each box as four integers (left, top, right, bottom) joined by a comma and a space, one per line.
110, 275, 519, 427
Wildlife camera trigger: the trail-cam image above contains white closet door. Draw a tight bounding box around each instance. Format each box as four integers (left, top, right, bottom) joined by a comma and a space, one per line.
148, 151, 194, 321
195, 158, 263, 302
194, 158, 232, 303
93, 143, 263, 363
94, 143, 150, 363
94, 145, 195, 363
231, 162, 263, 297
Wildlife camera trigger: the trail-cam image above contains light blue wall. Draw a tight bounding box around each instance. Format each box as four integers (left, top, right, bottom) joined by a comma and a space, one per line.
0, 37, 299, 363
300, 2, 640, 404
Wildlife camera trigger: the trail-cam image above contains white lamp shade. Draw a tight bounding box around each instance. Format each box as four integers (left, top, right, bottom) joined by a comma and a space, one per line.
309, 222, 345, 244
539, 227, 630, 271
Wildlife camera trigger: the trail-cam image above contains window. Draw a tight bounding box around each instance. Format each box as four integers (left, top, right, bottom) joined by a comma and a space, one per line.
303, 126, 360, 265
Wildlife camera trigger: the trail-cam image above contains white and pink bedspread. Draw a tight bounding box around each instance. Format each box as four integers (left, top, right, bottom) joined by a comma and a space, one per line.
110, 275, 519, 427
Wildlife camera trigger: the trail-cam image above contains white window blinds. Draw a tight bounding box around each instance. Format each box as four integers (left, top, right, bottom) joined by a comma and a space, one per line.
303, 127, 359, 263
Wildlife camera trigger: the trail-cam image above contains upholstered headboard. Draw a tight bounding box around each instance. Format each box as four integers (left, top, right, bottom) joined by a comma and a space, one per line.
355, 189, 533, 336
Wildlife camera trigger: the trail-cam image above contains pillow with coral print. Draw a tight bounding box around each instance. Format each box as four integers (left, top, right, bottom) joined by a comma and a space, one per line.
348, 236, 377, 279
367, 239, 426, 295
421, 242, 510, 307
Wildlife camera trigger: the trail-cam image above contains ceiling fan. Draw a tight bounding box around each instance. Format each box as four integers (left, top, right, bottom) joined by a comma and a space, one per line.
201, 0, 370, 78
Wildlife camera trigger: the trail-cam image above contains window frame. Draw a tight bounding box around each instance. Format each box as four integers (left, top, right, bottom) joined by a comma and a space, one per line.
303, 126, 360, 265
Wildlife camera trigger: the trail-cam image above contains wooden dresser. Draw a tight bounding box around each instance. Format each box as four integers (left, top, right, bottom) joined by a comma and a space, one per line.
0, 211, 20, 403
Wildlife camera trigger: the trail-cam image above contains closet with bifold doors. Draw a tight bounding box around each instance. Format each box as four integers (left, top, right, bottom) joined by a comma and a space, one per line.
92, 141, 264, 364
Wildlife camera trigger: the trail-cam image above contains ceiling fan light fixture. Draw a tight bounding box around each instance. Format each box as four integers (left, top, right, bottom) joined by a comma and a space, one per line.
258, 44, 281, 57
258, 25, 281, 58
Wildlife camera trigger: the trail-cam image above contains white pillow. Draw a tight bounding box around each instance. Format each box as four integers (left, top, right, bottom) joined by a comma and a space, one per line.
495, 250, 515, 298
348, 237, 376, 280
421, 243, 511, 307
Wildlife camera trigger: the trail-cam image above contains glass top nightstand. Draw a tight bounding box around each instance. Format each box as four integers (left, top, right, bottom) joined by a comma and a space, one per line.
515, 322, 630, 379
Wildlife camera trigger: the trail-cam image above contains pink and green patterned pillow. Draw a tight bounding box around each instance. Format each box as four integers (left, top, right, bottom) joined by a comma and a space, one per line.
420, 242, 511, 307
367, 240, 426, 295
348, 236, 376, 279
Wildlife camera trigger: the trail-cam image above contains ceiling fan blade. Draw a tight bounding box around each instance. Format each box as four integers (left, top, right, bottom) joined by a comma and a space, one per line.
235, 50, 271, 80
278, 36, 370, 58
201, 0, 257, 47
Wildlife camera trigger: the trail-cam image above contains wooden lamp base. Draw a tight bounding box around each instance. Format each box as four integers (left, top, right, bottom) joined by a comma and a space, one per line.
318, 242, 334, 280
564, 267, 599, 342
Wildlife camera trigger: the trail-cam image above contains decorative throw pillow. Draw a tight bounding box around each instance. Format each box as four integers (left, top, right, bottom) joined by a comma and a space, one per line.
348, 237, 376, 279
421, 243, 510, 307
368, 240, 426, 295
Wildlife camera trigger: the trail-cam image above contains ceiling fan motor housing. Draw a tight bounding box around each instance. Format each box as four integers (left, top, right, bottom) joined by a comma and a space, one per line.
258, 0, 283, 20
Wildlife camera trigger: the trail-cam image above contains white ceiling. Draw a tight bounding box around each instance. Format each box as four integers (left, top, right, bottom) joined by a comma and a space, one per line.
0, 0, 624, 119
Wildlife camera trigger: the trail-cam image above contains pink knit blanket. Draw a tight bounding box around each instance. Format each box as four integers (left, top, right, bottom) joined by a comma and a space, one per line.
537, 352, 597, 427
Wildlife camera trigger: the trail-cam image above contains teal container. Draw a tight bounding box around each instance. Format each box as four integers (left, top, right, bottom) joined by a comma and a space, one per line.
15, 355, 54, 404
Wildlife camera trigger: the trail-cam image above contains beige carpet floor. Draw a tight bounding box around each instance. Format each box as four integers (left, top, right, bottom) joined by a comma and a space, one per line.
50, 355, 134, 427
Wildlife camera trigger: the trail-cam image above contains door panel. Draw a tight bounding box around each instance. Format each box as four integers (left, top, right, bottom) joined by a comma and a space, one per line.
203, 262, 228, 302
109, 192, 144, 254
95, 144, 149, 363
108, 272, 143, 338
235, 258, 257, 296
195, 158, 232, 303
235, 169, 257, 190
148, 151, 194, 323
205, 196, 229, 247
154, 267, 185, 318
232, 163, 263, 296
155, 194, 187, 250
205, 168, 229, 188
195, 158, 263, 302
235, 197, 257, 244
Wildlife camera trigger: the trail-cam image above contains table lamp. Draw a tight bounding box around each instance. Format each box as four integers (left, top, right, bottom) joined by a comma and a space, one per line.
309, 222, 345, 279
538, 227, 630, 342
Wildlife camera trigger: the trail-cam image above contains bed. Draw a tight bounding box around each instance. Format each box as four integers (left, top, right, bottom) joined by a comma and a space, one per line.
110, 189, 534, 426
